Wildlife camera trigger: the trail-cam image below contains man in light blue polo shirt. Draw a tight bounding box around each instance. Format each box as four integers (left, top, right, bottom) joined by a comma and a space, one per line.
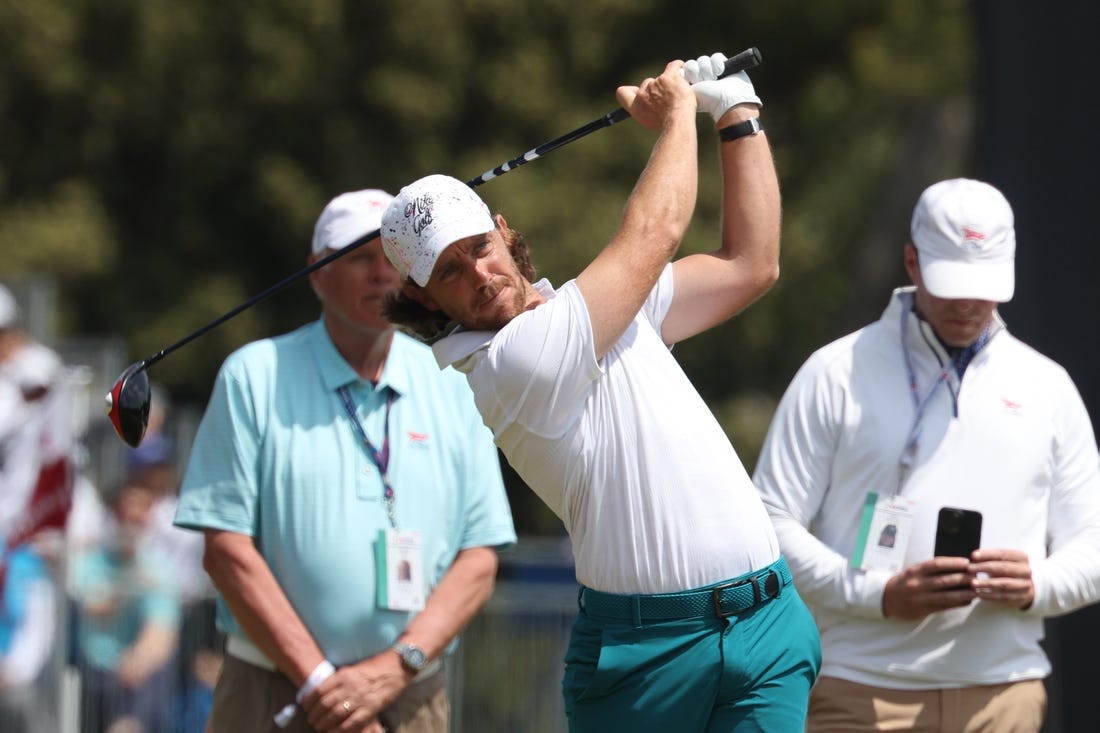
174, 188, 516, 733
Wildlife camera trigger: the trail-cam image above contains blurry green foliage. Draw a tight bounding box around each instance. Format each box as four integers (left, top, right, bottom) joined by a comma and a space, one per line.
0, 0, 974, 531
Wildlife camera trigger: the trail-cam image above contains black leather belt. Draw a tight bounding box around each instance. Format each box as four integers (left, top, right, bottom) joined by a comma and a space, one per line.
580, 557, 791, 623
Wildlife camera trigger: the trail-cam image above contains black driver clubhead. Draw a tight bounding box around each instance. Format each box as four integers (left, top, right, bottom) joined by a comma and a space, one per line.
105, 362, 151, 447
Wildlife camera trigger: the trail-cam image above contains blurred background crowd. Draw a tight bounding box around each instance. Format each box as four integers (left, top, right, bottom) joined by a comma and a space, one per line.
1, 281, 218, 733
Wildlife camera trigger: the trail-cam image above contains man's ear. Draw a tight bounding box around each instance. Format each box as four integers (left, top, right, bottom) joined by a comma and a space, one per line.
903, 243, 921, 286
307, 253, 325, 301
495, 213, 509, 232
402, 282, 441, 311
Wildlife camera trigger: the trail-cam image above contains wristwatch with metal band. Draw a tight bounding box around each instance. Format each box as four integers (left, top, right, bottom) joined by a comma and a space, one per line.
392, 642, 430, 673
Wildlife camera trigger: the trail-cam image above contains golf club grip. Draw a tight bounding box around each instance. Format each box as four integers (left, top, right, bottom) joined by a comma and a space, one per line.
718, 47, 762, 78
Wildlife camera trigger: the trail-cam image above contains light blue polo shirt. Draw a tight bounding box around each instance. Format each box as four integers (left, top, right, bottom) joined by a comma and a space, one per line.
175, 321, 515, 665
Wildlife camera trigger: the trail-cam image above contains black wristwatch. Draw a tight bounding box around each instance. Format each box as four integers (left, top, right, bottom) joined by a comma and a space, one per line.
392, 642, 429, 673
718, 117, 763, 142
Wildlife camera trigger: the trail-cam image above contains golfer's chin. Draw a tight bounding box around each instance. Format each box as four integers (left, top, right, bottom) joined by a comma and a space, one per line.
463, 298, 522, 332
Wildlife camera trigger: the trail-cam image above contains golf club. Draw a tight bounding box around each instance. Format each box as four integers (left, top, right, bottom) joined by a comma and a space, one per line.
105, 47, 763, 447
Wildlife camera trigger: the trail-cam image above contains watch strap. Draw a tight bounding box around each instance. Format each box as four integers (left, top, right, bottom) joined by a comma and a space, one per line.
718, 117, 762, 142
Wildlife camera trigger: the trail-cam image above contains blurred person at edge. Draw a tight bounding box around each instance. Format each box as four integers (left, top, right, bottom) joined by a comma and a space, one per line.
124, 388, 217, 731
126, 387, 209, 603
0, 284, 70, 733
173, 188, 516, 733
0, 283, 74, 548
753, 179, 1100, 732
0, 540, 56, 733
70, 481, 181, 733
68, 385, 209, 600
379, 54, 821, 732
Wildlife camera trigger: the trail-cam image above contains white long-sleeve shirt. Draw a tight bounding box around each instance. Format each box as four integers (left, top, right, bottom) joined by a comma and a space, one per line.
753, 287, 1100, 688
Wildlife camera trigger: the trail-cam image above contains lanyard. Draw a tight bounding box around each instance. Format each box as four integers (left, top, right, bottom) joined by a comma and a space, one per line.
897, 308, 954, 492
337, 385, 398, 529
896, 304, 993, 492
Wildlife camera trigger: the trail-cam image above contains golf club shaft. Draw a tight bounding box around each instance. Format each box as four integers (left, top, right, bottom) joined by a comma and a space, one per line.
136, 47, 762, 371
468, 47, 762, 185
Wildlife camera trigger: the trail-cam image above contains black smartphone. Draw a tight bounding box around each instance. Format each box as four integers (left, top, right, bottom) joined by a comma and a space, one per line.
934, 507, 983, 558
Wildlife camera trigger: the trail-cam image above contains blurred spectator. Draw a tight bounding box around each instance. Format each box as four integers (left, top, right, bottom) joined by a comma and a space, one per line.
0, 283, 70, 733
70, 481, 181, 733
66, 383, 215, 730
123, 386, 217, 732
68, 386, 207, 601
0, 282, 74, 565
126, 386, 209, 604
0, 540, 56, 733
164, 598, 222, 733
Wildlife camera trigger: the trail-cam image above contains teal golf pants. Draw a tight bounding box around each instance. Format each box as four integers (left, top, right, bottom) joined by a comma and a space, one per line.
562, 557, 821, 732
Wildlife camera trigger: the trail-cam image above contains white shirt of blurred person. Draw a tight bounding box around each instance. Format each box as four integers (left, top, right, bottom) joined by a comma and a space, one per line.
752, 179, 1100, 733
0, 284, 72, 541
379, 55, 821, 732
174, 189, 516, 733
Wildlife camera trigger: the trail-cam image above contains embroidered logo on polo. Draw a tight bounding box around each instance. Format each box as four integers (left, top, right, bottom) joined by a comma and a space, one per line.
406, 431, 430, 448
1000, 396, 1024, 416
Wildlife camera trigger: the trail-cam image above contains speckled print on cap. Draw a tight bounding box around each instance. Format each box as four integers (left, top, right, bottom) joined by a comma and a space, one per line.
381, 174, 495, 286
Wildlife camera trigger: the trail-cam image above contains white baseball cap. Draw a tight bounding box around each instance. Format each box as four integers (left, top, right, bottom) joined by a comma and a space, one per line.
380, 174, 495, 286
910, 178, 1016, 303
311, 189, 395, 255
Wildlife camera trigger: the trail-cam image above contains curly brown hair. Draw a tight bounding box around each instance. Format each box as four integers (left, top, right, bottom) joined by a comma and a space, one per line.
382, 225, 537, 342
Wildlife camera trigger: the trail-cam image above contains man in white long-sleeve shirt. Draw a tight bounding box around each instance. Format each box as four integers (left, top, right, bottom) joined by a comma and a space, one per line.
753, 178, 1100, 733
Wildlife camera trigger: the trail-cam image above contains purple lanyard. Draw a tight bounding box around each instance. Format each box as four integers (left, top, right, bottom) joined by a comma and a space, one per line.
337, 385, 398, 529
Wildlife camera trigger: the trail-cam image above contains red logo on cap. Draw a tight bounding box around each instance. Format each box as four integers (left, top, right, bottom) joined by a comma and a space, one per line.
960, 226, 986, 253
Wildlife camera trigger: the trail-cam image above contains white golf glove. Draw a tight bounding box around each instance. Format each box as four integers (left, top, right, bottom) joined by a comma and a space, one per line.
682, 52, 762, 122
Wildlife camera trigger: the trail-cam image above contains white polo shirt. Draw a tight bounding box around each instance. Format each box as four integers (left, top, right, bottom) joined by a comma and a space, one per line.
435, 266, 778, 594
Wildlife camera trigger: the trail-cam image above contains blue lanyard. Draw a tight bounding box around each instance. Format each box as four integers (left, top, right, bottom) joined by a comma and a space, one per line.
897, 308, 955, 492
337, 385, 398, 529
897, 305, 992, 492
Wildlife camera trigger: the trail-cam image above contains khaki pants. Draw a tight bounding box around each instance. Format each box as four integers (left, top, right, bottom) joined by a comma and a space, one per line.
807, 675, 1047, 733
206, 655, 449, 733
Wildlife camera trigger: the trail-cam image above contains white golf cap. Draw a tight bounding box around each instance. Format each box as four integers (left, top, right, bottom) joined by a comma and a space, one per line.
381, 174, 495, 286
0, 284, 16, 328
311, 189, 395, 255
910, 178, 1016, 303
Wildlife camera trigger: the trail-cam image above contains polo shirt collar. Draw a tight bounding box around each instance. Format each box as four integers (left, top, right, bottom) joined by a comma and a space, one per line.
308, 319, 414, 398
